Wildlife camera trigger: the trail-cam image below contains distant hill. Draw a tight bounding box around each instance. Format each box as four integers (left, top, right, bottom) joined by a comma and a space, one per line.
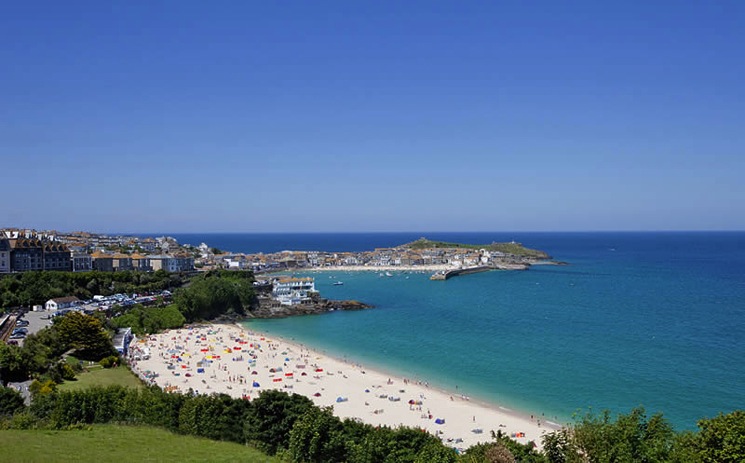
401, 238, 551, 259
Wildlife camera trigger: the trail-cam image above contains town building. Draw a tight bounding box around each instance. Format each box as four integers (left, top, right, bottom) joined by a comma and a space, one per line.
45, 296, 81, 311
272, 277, 316, 305
0, 239, 10, 273
149, 254, 194, 272
91, 251, 114, 272
71, 252, 93, 272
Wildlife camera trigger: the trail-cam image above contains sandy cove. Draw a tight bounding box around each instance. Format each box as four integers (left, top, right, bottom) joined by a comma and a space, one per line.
129, 324, 557, 452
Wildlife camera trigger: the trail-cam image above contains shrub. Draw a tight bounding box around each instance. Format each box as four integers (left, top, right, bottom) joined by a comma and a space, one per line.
99, 355, 120, 369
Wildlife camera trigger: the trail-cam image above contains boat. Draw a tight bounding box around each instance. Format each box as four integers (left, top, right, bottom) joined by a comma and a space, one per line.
333, 281, 344, 286
385, 271, 393, 277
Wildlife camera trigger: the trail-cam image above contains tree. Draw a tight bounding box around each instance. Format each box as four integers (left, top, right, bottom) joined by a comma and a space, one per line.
545, 407, 675, 463
0, 386, 25, 417
174, 271, 256, 322
0, 343, 27, 384
244, 390, 315, 455
55, 312, 115, 360
686, 410, 745, 463
288, 407, 348, 462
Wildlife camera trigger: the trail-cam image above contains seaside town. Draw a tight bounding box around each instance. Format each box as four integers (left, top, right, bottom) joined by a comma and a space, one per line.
0, 226, 557, 457
0, 227, 549, 276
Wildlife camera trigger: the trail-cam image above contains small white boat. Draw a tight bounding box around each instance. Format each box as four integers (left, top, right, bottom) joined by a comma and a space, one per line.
385, 272, 393, 277
333, 281, 344, 286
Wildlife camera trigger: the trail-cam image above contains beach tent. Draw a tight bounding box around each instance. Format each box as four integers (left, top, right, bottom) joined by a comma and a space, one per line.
336, 397, 348, 403
435, 418, 445, 424
252, 381, 260, 387
197, 368, 205, 373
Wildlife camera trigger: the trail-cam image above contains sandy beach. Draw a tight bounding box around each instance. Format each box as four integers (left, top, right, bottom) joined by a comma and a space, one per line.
129, 324, 557, 452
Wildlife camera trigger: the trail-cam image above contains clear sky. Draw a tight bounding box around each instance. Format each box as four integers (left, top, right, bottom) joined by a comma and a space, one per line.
2, 1, 744, 233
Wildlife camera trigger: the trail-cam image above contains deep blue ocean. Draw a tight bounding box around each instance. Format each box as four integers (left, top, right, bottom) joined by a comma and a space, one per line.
167, 232, 745, 430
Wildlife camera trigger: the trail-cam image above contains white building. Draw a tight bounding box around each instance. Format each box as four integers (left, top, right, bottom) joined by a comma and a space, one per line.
272, 277, 316, 306
45, 296, 81, 311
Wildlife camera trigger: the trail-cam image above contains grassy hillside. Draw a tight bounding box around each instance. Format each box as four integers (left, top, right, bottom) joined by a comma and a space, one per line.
58, 365, 143, 392
403, 238, 550, 259
0, 425, 277, 463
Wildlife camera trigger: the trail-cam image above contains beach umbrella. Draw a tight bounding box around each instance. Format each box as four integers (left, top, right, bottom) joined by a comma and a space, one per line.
251, 371, 258, 375
313, 392, 321, 397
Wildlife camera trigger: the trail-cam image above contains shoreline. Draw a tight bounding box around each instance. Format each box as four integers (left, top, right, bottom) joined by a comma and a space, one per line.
240, 322, 565, 431
129, 322, 561, 453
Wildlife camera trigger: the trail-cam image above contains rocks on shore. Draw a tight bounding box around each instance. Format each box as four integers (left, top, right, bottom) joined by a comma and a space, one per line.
247, 298, 373, 319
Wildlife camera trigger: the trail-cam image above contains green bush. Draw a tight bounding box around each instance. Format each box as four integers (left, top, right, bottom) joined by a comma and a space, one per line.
99, 355, 119, 369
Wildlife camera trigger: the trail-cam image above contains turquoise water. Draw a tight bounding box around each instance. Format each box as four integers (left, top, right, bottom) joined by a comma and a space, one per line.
183, 232, 743, 431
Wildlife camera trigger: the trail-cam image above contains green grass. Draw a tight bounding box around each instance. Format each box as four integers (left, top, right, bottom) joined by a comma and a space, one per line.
58, 366, 144, 391
0, 425, 278, 463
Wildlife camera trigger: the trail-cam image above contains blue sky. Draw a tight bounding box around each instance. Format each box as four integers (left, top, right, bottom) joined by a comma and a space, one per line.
2, 1, 743, 233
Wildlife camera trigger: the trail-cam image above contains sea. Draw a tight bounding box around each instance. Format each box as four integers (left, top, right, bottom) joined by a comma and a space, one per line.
163, 232, 745, 430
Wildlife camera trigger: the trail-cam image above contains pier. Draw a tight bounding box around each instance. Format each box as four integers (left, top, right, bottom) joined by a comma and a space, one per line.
429, 266, 493, 280
430, 263, 530, 280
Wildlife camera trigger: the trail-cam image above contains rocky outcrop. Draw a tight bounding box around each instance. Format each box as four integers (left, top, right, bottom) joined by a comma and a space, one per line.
246, 298, 373, 319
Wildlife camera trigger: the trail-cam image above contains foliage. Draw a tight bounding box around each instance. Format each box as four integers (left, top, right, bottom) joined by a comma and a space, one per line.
3, 376, 744, 463
111, 304, 185, 335
681, 410, 745, 463
178, 393, 252, 443
0, 424, 280, 463
0, 386, 25, 418
350, 426, 447, 463
0, 270, 186, 309
55, 312, 115, 361
174, 270, 256, 322
244, 389, 315, 455
98, 355, 119, 369
542, 407, 675, 463
0, 343, 27, 384
28, 379, 57, 397
462, 433, 545, 463
288, 406, 349, 462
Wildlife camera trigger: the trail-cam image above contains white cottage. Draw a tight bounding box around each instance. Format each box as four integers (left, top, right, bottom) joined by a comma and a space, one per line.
45, 296, 81, 311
